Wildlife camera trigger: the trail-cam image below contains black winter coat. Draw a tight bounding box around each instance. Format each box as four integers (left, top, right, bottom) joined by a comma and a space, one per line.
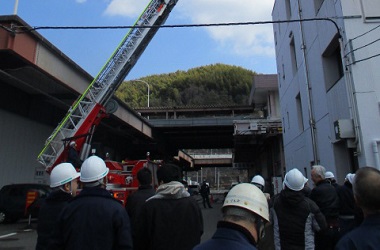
310, 179, 340, 220
271, 188, 327, 250
135, 182, 203, 250
48, 187, 133, 250
126, 185, 155, 242
36, 190, 72, 250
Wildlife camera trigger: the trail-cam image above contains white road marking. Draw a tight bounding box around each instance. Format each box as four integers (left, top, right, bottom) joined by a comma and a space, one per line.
0, 232, 17, 239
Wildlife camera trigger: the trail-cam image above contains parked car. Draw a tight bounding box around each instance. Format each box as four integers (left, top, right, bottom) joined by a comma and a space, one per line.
188, 184, 200, 196
0, 183, 52, 224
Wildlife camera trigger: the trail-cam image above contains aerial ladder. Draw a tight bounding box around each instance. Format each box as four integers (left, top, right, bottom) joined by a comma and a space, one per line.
37, 0, 179, 172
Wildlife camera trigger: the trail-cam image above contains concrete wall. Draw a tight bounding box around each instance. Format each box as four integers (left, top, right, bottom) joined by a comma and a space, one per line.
272, 0, 380, 181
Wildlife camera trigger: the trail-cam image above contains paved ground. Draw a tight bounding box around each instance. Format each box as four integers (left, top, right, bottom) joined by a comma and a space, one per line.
0, 195, 223, 249
199, 199, 223, 243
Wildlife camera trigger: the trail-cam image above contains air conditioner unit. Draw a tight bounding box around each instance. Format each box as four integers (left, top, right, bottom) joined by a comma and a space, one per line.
334, 119, 355, 139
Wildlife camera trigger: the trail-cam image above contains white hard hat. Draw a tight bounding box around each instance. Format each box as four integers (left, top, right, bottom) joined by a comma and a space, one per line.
325, 171, 335, 179
283, 168, 308, 191
69, 141, 76, 147
251, 175, 265, 187
346, 173, 355, 184
223, 183, 269, 222
50, 163, 80, 188
80, 156, 109, 183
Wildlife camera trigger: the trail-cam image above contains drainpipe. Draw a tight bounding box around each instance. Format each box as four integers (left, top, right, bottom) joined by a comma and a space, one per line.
373, 141, 380, 170
339, 38, 362, 156
297, 0, 319, 164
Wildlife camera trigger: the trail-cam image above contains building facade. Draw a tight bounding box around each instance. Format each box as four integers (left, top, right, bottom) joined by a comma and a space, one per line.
272, 0, 380, 182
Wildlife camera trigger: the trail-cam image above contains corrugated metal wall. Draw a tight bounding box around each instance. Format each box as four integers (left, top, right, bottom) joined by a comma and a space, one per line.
0, 109, 51, 188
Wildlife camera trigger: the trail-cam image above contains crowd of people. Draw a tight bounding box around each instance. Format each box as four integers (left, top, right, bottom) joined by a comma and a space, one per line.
35, 151, 380, 250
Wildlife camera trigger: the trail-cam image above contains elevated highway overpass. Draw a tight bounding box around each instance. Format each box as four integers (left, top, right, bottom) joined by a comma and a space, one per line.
0, 15, 283, 186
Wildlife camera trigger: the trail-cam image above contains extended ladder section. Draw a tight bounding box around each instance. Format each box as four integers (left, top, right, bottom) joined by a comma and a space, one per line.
37, 0, 179, 171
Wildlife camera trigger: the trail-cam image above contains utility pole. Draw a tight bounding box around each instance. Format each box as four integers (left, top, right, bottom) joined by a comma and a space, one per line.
13, 0, 19, 15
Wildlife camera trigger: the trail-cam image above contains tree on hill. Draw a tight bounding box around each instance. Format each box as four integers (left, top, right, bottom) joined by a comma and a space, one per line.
115, 63, 256, 108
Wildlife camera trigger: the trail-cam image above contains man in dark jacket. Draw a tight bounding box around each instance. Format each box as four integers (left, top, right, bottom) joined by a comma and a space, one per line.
67, 141, 83, 169
310, 165, 340, 250
36, 163, 80, 250
49, 156, 133, 250
126, 167, 155, 244
200, 180, 213, 208
336, 173, 363, 239
336, 167, 380, 249
194, 183, 270, 250
135, 163, 203, 250
271, 168, 327, 250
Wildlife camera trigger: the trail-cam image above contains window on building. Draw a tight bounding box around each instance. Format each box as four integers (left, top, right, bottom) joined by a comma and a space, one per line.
296, 93, 304, 131
322, 35, 344, 91
314, 0, 325, 14
290, 34, 298, 75
360, 0, 380, 21
285, 0, 292, 19
287, 111, 290, 130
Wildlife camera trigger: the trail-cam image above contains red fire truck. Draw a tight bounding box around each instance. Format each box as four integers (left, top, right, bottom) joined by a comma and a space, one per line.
106, 157, 162, 205
36, 0, 179, 205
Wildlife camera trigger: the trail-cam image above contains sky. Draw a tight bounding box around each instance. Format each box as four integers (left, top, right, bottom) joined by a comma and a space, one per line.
1, 0, 277, 80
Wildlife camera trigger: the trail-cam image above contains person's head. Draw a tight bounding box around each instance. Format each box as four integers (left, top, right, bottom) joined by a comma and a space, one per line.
311, 165, 326, 184
80, 156, 109, 188
137, 167, 152, 186
156, 163, 182, 184
223, 183, 269, 243
69, 141, 77, 148
353, 167, 380, 216
283, 168, 308, 191
50, 163, 80, 196
251, 175, 265, 191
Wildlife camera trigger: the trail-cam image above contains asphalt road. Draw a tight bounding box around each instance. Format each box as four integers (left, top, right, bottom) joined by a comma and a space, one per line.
0, 195, 223, 249
0, 218, 37, 250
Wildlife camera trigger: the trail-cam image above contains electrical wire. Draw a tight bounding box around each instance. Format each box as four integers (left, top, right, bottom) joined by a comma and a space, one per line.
345, 37, 380, 56
349, 24, 380, 42
4, 18, 339, 34
344, 24, 380, 50
347, 53, 380, 66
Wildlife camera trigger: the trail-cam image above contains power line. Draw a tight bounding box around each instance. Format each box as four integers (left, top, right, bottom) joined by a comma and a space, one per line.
347, 53, 380, 66
344, 24, 380, 50
345, 37, 380, 56
4, 18, 339, 34
350, 24, 380, 42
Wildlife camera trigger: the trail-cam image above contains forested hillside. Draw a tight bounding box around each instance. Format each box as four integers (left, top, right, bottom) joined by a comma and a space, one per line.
115, 63, 255, 108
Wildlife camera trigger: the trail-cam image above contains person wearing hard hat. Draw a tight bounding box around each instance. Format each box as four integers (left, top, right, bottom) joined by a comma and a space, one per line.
67, 141, 83, 169
36, 162, 80, 250
271, 168, 327, 250
48, 156, 133, 250
200, 180, 213, 208
336, 167, 380, 250
194, 183, 269, 250
310, 165, 340, 250
325, 171, 339, 188
336, 173, 363, 239
251, 175, 271, 201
